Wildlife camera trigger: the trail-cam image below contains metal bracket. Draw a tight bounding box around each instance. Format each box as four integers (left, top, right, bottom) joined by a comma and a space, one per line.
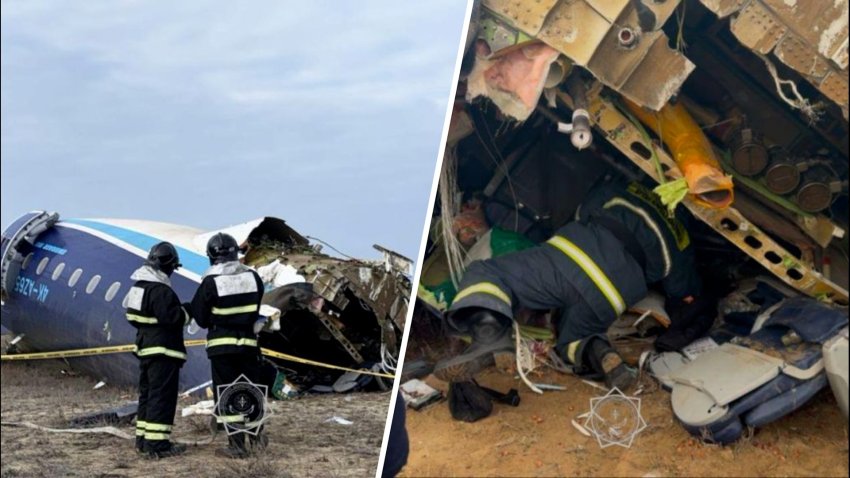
581, 86, 848, 304
315, 311, 364, 364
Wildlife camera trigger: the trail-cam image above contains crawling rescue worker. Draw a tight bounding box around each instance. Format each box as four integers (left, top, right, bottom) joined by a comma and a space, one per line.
126, 242, 190, 458
189, 233, 267, 458
434, 179, 716, 390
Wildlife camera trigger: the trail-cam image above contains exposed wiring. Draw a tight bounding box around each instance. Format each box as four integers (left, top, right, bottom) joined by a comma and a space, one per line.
304, 236, 359, 261
758, 53, 821, 124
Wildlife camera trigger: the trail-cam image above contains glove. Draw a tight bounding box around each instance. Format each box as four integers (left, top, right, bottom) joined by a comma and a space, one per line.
253, 317, 268, 335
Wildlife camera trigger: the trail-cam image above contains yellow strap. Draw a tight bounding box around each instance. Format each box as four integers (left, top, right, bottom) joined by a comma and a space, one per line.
547, 235, 626, 315
0, 339, 395, 379
259, 347, 394, 378
206, 337, 258, 348
144, 422, 172, 432
135, 429, 145, 436
136, 346, 187, 360
144, 432, 169, 440
126, 314, 158, 324
454, 282, 512, 306
211, 304, 258, 315
136, 420, 148, 427
566, 340, 582, 364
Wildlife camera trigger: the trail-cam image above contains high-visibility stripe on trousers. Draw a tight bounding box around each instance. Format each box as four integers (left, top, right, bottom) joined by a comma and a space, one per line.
454, 282, 512, 306
140, 421, 173, 440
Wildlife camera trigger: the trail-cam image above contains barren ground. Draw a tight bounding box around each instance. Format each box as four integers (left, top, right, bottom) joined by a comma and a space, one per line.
400, 369, 849, 477
0, 358, 390, 478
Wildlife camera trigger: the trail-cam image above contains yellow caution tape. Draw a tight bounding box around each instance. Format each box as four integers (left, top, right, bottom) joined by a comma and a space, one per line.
0, 339, 395, 379
259, 347, 394, 379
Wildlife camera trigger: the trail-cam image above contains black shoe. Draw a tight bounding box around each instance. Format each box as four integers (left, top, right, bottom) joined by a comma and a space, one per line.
146, 442, 187, 459
433, 311, 513, 382
249, 432, 269, 452
585, 337, 638, 390
135, 437, 146, 455
600, 352, 638, 390
216, 435, 250, 459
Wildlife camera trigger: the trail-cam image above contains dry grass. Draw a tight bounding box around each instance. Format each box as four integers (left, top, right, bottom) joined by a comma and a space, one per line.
1, 359, 391, 478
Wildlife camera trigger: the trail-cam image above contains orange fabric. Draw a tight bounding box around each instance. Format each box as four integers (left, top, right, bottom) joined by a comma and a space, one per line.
625, 99, 734, 209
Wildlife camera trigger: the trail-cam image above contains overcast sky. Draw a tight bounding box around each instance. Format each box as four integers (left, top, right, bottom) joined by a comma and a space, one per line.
1, 1, 467, 259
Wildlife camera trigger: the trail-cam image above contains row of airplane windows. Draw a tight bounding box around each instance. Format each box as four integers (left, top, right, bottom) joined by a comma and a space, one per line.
23, 252, 127, 305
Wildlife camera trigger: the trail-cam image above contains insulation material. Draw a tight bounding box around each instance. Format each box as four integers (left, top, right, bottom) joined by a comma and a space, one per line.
466, 41, 561, 121
482, 0, 693, 111
256, 260, 306, 289
624, 99, 735, 209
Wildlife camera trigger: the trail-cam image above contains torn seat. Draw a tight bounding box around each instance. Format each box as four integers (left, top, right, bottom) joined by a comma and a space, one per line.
664, 297, 848, 444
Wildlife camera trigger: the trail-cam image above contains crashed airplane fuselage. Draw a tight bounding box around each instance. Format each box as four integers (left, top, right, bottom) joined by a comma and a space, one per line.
0, 211, 410, 393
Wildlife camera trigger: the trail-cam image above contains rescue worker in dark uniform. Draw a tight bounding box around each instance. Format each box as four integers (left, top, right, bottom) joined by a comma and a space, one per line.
126, 242, 189, 458
189, 233, 266, 458
434, 179, 714, 390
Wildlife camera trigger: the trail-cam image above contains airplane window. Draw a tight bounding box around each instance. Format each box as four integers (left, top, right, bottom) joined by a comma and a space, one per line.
69, 268, 83, 287
51, 263, 66, 281
105, 282, 121, 302
36, 257, 50, 275
22, 253, 33, 270
85, 275, 101, 294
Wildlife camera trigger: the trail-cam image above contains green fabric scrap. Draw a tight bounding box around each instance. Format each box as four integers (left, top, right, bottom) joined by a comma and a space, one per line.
782, 255, 799, 269
490, 227, 536, 257
653, 178, 689, 215
417, 283, 449, 312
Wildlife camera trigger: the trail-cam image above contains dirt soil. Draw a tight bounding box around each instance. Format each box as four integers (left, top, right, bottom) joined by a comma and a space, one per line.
0, 358, 390, 478
399, 369, 849, 477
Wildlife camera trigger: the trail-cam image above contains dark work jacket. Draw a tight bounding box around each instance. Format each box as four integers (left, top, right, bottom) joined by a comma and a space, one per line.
125, 266, 188, 362
190, 261, 264, 357
576, 179, 702, 300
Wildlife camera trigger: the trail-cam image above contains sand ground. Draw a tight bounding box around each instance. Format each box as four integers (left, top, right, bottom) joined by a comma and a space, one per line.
399, 368, 849, 477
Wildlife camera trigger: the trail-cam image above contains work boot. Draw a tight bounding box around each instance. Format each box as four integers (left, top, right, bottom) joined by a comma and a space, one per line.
216, 434, 250, 459
135, 437, 146, 455
588, 338, 638, 390
249, 431, 269, 452
146, 442, 187, 459
433, 310, 513, 382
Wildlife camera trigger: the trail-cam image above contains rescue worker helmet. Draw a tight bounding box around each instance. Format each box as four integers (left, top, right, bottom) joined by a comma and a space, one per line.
206, 233, 240, 265
146, 242, 182, 276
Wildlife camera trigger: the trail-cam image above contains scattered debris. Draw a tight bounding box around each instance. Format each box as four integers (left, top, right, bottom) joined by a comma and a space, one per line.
68, 402, 138, 428
93, 381, 106, 390
400, 379, 443, 411
181, 400, 215, 418
571, 418, 592, 437
325, 416, 353, 425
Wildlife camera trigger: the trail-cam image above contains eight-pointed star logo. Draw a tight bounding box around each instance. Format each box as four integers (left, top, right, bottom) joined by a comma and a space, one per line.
213, 374, 272, 436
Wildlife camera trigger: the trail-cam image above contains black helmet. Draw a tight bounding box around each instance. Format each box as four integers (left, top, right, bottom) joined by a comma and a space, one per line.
146, 242, 181, 276
206, 233, 240, 265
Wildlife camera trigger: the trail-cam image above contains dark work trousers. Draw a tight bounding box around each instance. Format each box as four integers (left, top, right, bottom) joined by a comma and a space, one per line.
211, 351, 265, 439
136, 357, 181, 451
449, 223, 647, 374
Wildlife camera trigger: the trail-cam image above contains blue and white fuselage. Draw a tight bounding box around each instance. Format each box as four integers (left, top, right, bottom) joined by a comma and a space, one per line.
1, 211, 242, 392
